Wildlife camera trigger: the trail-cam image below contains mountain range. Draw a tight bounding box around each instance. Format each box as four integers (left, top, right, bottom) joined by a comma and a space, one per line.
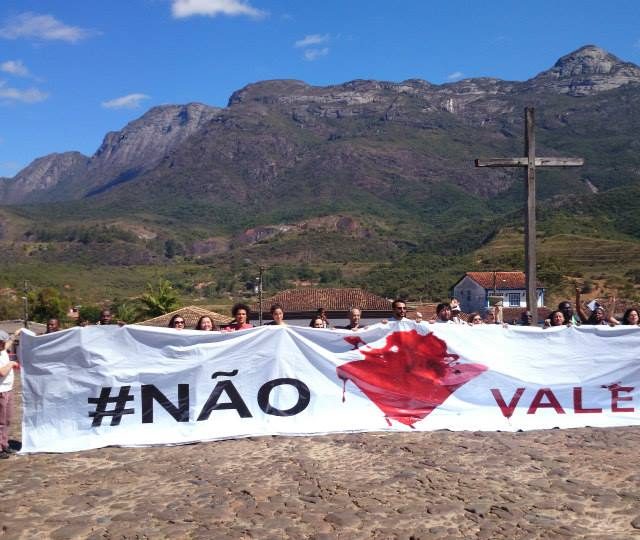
1, 45, 640, 303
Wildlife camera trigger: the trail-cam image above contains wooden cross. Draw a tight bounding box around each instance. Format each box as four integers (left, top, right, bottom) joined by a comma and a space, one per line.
475, 107, 584, 325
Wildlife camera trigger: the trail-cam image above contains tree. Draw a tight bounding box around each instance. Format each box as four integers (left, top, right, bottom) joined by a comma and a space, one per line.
0, 295, 22, 320
31, 288, 70, 323
115, 302, 140, 324
140, 279, 179, 317
164, 239, 185, 259
319, 267, 343, 284
78, 305, 102, 324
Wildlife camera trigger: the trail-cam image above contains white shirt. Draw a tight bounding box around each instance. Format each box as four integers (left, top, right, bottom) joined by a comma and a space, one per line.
0, 350, 14, 392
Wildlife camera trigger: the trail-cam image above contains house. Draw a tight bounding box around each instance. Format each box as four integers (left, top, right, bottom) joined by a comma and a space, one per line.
452, 272, 545, 314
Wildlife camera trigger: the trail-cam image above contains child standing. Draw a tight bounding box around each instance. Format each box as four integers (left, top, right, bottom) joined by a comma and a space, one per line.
0, 331, 18, 458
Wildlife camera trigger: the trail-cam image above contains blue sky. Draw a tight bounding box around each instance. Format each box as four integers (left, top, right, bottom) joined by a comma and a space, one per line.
1, 0, 639, 177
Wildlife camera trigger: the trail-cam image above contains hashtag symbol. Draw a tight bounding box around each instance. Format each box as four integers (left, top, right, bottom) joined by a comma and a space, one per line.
88, 386, 135, 427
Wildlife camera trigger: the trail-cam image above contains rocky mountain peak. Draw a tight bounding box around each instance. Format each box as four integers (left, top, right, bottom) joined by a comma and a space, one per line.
1, 102, 222, 203
528, 45, 640, 96
92, 102, 220, 165
228, 80, 310, 106
0, 152, 88, 204
84, 102, 222, 196
554, 45, 628, 76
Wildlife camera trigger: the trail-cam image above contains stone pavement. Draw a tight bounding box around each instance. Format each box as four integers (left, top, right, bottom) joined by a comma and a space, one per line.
1, 378, 639, 539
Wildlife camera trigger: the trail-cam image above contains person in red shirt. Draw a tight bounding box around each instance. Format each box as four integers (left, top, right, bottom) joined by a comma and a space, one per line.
226, 303, 254, 331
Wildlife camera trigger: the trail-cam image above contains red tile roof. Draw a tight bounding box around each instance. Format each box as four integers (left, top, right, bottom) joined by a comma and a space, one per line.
139, 306, 233, 329
257, 288, 391, 313
461, 272, 543, 289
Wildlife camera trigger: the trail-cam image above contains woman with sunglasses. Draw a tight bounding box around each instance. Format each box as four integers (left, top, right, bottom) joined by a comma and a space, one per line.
168, 314, 186, 329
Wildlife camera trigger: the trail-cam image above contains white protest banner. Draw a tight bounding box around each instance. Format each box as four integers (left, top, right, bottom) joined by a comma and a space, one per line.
19, 322, 640, 453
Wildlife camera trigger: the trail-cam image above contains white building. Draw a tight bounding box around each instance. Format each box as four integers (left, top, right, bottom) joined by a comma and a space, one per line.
452, 272, 544, 314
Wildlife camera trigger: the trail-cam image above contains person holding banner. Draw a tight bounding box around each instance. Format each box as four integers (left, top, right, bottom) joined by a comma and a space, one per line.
390, 299, 408, 322
341, 307, 366, 330
168, 314, 186, 330
545, 310, 566, 328
98, 309, 114, 325
575, 288, 618, 326
433, 302, 455, 324
558, 300, 580, 326
315, 307, 330, 328
225, 303, 254, 331
584, 306, 609, 326
622, 308, 640, 326
309, 316, 325, 328
267, 304, 287, 326
195, 316, 217, 331
0, 331, 18, 458
46, 318, 60, 334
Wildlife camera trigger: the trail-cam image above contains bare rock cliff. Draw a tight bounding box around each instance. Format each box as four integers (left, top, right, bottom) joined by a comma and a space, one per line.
525, 45, 640, 96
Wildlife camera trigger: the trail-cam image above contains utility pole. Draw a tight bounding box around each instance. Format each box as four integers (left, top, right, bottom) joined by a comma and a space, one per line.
258, 266, 264, 326
23, 280, 29, 329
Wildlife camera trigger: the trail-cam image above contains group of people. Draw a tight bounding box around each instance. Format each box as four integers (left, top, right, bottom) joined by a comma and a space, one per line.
166, 304, 362, 331
527, 288, 639, 328
39, 293, 640, 336
421, 297, 639, 329
167, 303, 254, 332
45, 308, 115, 335
166, 297, 640, 332
1, 294, 638, 460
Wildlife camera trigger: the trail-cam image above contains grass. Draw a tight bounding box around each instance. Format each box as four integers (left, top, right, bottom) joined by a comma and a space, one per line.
474, 228, 640, 304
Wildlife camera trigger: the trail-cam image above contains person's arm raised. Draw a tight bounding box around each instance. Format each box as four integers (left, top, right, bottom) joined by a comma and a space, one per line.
575, 287, 588, 323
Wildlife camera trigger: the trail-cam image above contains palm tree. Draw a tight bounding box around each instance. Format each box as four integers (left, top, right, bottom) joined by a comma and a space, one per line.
115, 302, 140, 324
140, 279, 179, 317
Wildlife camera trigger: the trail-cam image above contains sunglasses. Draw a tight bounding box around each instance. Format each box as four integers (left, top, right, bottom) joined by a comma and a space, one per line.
174, 320, 185, 325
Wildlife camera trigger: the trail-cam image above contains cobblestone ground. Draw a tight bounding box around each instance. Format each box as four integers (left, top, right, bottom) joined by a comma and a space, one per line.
1, 378, 639, 539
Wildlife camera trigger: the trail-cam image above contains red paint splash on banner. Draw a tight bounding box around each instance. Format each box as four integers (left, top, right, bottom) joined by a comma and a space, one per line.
337, 330, 486, 427
344, 335, 365, 350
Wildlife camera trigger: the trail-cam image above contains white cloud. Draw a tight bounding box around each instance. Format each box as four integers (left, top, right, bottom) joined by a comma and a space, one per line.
101, 93, 151, 110
303, 47, 329, 62
447, 71, 464, 81
1, 60, 30, 77
0, 80, 48, 103
172, 0, 266, 19
0, 12, 94, 43
295, 34, 329, 48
